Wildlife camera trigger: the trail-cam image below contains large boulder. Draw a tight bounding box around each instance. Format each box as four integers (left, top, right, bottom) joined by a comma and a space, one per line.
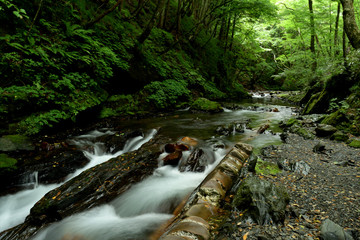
315, 124, 338, 137
190, 98, 223, 113
0, 134, 171, 240
320, 219, 354, 240
232, 176, 289, 225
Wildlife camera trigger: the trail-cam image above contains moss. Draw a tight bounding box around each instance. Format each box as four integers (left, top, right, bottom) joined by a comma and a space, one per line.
4, 135, 30, 144
190, 97, 223, 113
255, 158, 282, 176
295, 127, 315, 140
0, 153, 17, 169
349, 140, 360, 148
330, 131, 349, 142
286, 118, 299, 127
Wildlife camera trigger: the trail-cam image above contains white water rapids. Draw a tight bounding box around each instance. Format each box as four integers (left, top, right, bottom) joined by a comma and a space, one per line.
0, 101, 296, 239
31, 143, 228, 240
0, 129, 158, 233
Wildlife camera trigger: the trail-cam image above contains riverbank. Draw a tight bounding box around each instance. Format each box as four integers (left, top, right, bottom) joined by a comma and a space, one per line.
215, 133, 360, 239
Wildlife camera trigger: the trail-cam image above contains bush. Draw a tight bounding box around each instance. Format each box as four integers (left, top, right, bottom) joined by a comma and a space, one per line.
142, 79, 190, 110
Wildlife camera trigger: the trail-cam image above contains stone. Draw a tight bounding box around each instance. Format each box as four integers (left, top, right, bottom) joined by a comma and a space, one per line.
315, 124, 338, 137
233, 176, 290, 225
257, 124, 270, 134
163, 151, 183, 166
165, 143, 190, 153
290, 160, 310, 175
313, 141, 326, 153
0, 135, 34, 152
0, 134, 171, 240
320, 219, 354, 240
169, 221, 210, 240
179, 148, 207, 172
180, 137, 198, 147
330, 131, 349, 142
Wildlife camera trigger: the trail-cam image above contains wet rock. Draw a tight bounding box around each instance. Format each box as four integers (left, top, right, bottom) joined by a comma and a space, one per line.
180, 136, 198, 147
163, 151, 183, 166
96, 130, 142, 153
164, 143, 189, 153
215, 121, 248, 136
257, 124, 270, 134
315, 124, 338, 137
179, 148, 207, 172
160, 143, 252, 240
232, 176, 290, 225
272, 108, 279, 112
0, 134, 171, 240
320, 219, 354, 240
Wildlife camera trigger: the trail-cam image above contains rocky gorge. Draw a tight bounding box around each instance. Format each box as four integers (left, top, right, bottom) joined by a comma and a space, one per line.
0, 93, 359, 240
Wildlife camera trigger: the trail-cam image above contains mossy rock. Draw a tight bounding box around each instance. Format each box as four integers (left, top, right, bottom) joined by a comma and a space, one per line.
232, 176, 289, 225
0, 153, 17, 169
302, 90, 330, 115
289, 125, 315, 139
0, 135, 34, 151
286, 118, 299, 128
321, 110, 349, 126
330, 131, 349, 142
255, 158, 282, 176
349, 140, 360, 148
190, 98, 223, 113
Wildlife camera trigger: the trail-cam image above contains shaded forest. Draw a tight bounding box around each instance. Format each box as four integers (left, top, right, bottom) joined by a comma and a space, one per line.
1, 0, 360, 136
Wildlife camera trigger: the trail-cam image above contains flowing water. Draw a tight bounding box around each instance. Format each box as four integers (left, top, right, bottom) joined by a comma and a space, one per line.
0, 129, 158, 232
0, 97, 296, 239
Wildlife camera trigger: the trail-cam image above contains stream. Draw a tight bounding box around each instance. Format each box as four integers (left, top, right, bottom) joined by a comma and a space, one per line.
0, 96, 296, 239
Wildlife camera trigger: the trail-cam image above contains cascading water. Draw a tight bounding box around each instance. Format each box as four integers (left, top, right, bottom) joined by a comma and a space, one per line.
0, 97, 297, 239
0, 129, 157, 233
31, 144, 228, 240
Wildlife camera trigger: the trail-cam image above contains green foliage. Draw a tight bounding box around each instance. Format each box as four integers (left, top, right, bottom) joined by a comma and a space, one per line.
143, 79, 190, 110
349, 140, 360, 148
328, 98, 350, 113
190, 98, 223, 113
17, 110, 70, 135
0, 153, 17, 169
255, 157, 282, 176
100, 94, 140, 118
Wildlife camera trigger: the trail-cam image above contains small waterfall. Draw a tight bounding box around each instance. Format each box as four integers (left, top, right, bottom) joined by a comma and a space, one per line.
31, 145, 228, 240
20, 171, 39, 189
0, 129, 157, 233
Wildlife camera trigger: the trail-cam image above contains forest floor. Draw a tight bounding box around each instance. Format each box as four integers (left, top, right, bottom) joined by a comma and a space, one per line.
219, 134, 360, 240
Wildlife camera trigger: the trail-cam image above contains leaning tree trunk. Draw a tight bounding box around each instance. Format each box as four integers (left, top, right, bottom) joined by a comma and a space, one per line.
340, 0, 360, 49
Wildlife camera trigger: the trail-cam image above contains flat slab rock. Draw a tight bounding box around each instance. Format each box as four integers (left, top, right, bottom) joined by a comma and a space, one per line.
0, 134, 171, 240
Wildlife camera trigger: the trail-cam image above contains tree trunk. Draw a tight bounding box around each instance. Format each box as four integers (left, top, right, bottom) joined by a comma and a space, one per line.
309, 0, 317, 71
86, 0, 124, 28
229, 13, 237, 51
340, 0, 360, 49
309, 0, 316, 53
138, 0, 166, 44
334, 2, 340, 48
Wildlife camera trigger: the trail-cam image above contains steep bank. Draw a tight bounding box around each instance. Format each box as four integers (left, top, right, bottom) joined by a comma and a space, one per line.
0, 0, 255, 136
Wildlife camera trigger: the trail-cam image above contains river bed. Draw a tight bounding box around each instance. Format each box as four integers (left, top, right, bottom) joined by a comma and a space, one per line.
0, 97, 297, 239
